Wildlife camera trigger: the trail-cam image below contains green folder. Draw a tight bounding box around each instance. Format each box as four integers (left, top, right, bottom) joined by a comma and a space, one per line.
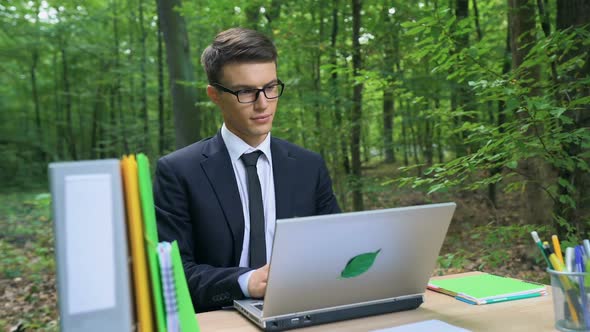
428, 273, 547, 305
137, 153, 166, 332
171, 241, 200, 331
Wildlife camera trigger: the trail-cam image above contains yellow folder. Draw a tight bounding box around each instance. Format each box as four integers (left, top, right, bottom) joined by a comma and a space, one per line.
121, 155, 154, 332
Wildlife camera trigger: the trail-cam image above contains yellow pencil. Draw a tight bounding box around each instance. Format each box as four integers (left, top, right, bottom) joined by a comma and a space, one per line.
552, 235, 564, 265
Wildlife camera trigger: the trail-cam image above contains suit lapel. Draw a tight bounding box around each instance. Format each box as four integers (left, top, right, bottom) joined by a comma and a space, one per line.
200, 133, 244, 263
271, 138, 296, 219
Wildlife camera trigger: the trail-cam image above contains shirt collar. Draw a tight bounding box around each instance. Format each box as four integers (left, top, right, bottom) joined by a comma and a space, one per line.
221, 123, 272, 163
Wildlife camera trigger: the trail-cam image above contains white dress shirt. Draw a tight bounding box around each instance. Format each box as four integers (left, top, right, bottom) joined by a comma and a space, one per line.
220, 124, 276, 297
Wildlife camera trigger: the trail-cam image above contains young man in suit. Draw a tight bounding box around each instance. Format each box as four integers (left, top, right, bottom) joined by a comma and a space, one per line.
153, 27, 341, 312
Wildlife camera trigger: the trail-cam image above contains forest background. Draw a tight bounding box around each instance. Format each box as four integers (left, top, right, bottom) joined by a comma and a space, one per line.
0, 0, 589, 330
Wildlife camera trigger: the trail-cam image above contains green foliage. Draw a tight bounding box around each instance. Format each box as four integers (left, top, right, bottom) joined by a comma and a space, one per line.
438, 250, 468, 270
394, 14, 590, 236
0, 191, 57, 330
0, 192, 55, 280
438, 223, 552, 271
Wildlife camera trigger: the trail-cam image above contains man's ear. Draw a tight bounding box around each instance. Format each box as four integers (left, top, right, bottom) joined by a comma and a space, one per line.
207, 85, 221, 104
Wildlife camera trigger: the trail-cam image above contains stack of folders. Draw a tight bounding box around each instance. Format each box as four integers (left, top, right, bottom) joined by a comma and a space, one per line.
121, 154, 200, 332
427, 273, 547, 305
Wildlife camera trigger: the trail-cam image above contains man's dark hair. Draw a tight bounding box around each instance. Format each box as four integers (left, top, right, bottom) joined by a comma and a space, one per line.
201, 27, 278, 84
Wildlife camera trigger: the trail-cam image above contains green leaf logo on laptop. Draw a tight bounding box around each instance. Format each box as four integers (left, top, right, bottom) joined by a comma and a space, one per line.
340, 249, 381, 279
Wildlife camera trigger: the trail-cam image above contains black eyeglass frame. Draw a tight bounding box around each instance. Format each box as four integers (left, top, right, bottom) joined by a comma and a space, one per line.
211, 80, 285, 104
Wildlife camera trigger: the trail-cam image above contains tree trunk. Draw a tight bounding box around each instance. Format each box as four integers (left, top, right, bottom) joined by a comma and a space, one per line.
351, 0, 364, 211
452, 0, 471, 156
436, 125, 444, 164
90, 85, 103, 160
156, 0, 200, 149
508, 0, 538, 75
61, 46, 77, 160
127, 0, 136, 119
362, 124, 370, 163
408, 106, 421, 176
110, 85, 117, 157
508, 0, 550, 225
424, 117, 433, 166
401, 103, 409, 167
382, 89, 394, 163
472, 0, 482, 41
139, 0, 149, 153
30, 50, 44, 161
53, 51, 63, 160
264, 0, 282, 35
157, 10, 166, 156
556, 0, 590, 29
331, 0, 349, 175
330, 0, 348, 208
554, 0, 590, 236
113, 0, 128, 155
434, 93, 444, 164
313, 4, 326, 157
382, 1, 396, 164
29, 0, 42, 160
489, 27, 511, 208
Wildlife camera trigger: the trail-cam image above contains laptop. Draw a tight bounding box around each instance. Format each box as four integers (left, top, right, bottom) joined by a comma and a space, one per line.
234, 202, 456, 331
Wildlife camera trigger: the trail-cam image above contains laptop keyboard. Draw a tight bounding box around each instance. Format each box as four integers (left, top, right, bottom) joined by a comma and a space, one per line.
254, 303, 264, 311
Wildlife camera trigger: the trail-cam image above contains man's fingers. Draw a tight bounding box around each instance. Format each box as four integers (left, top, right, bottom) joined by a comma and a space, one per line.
257, 264, 270, 282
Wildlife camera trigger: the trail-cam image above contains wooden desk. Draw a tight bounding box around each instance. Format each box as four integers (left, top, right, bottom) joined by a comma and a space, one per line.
196, 273, 555, 331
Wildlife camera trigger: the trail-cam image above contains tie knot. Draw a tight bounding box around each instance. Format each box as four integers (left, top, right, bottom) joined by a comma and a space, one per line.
241, 150, 263, 167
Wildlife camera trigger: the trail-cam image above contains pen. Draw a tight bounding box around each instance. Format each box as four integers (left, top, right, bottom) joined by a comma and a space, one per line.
531, 231, 552, 268
549, 254, 580, 325
575, 246, 590, 328
565, 247, 575, 273
577, 246, 587, 273
552, 235, 564, 265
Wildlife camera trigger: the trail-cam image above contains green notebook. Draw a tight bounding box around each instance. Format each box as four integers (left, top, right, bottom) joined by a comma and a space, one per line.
137, 153, 167, 332
428, 273, 547, 305
171, 241, 200, 332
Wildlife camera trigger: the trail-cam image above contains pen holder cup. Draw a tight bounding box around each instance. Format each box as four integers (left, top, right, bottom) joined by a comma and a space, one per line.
548, 268, 590, 332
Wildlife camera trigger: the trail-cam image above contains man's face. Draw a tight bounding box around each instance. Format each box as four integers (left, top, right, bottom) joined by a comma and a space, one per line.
208, 61, 279, 147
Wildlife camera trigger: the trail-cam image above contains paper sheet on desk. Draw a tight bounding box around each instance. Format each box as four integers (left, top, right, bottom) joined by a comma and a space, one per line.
371, 319, 472, 332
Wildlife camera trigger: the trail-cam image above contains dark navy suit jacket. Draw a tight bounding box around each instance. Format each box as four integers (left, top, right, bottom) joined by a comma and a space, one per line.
153, 132, 340, 312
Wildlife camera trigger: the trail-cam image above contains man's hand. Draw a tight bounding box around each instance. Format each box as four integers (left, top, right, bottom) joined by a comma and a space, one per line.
248, 264, 269, 298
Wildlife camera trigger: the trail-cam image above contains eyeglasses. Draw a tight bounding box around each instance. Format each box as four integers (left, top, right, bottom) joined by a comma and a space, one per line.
212, 80, 285, 103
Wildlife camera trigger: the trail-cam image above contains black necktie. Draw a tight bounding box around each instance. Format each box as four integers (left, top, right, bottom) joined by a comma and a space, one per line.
241, 151, 266, 268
